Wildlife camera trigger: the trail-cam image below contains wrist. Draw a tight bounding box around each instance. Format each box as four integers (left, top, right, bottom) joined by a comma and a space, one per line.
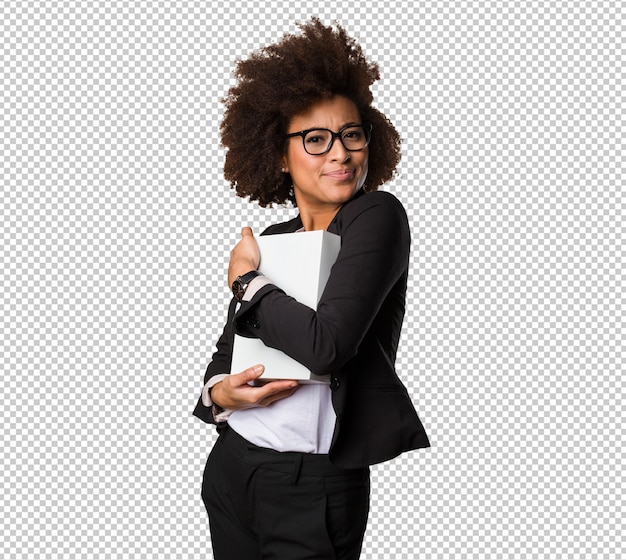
229, 257, 258, 285
209, 382, 222, 407
231, 270, 261, 302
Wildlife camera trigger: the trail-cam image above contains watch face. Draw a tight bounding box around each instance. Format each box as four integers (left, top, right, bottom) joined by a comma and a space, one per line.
232, 280, 245, 301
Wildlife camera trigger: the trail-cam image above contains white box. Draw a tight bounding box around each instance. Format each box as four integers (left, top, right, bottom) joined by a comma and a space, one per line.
230, 230, 341, 383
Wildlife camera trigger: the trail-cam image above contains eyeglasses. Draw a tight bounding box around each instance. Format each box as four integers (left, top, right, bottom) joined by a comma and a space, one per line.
285, 123, 372, 156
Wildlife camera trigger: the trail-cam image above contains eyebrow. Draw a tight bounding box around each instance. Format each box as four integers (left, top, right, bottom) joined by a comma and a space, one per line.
293, 121, 363, 132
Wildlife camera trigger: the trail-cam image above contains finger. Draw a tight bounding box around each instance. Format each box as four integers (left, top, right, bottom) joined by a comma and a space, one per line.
257, 379, 299, 395
232, 364, 265, 385
241, 226, 254, 238
258, 385, 299, 407
255, 381, 299, 404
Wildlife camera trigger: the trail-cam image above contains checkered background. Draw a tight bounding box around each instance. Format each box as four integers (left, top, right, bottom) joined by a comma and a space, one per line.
1, 1, 623, 559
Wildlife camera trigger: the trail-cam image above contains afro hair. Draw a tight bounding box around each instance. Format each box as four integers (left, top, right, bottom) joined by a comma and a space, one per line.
220, 18, 401, 207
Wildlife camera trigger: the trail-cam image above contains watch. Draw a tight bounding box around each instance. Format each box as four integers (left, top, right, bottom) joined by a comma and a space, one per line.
232, 270, 261, 302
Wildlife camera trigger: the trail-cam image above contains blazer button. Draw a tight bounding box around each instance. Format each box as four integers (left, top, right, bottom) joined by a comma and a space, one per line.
330, 377, 341, 391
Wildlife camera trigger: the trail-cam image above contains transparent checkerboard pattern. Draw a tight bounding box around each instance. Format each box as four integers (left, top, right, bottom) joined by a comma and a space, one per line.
1, 1, 623, 558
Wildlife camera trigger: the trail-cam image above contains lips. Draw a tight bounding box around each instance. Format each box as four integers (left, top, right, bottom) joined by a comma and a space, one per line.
325, 169, 355, 180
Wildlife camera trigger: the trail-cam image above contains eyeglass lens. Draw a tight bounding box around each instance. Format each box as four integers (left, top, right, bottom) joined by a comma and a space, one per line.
303, 126, 368, 155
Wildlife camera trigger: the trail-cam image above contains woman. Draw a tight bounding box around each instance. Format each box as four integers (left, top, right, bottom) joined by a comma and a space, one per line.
194, 18, 430, 560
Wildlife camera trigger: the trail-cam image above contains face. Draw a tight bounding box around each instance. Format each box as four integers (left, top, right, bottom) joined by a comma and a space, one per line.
283, 95, 369, 214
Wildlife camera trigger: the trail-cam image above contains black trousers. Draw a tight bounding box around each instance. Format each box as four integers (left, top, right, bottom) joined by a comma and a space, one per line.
202, 426, 370, 560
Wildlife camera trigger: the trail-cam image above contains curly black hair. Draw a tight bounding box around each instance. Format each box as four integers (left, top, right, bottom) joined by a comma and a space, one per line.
220, 18, 401, 207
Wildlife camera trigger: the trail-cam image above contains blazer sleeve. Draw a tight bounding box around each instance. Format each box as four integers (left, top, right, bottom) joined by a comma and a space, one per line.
232, 191, 410, 375
192, 297, 238, 423
203, 297, 238, 384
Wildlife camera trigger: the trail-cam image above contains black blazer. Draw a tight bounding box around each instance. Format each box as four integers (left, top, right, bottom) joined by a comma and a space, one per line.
193, 189, 430, 468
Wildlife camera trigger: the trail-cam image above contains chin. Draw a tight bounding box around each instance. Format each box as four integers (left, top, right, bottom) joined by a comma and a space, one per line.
329, 187, 358, 204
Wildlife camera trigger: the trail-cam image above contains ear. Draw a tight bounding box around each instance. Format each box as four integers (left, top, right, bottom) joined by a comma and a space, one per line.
281, 156, 289, 174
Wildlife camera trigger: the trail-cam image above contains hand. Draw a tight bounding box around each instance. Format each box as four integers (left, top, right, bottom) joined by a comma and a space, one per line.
228, 227, 260, 288
210, 364, 299, 410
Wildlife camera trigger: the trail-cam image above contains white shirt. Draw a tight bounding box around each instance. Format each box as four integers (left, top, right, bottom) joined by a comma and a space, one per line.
228, 383, 336, 453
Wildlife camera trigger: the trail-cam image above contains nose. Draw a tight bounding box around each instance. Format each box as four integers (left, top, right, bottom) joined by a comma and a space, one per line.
327, 135, 351, 161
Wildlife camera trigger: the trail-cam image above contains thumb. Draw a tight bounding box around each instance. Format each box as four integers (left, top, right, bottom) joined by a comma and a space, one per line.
237, 364, 265, 383
241, 227, 254, 238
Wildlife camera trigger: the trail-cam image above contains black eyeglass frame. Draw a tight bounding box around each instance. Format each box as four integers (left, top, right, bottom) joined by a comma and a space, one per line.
285, 123, 372, 156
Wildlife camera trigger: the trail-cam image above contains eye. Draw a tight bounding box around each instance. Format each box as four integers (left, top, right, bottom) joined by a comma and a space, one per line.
343, 128, 364, 140
305, 130, 330, 144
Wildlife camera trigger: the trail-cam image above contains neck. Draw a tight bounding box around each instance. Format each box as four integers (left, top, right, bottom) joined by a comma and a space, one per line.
298, 205, 342, 231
